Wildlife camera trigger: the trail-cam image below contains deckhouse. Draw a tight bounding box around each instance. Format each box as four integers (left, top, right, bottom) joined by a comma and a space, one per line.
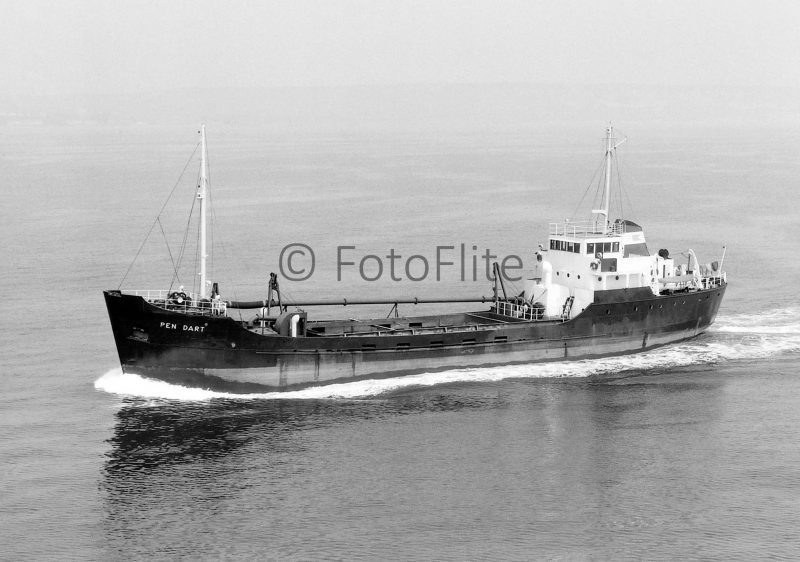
522, 126, 723, 320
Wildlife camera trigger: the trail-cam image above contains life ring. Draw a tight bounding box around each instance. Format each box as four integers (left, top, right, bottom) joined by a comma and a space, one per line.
590, 260, 599, 271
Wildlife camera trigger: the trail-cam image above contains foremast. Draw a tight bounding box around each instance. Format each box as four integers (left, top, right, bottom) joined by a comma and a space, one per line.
198, 124, 209, 299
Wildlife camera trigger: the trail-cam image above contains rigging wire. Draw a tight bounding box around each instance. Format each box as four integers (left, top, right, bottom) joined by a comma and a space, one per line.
570, 153, 607, 221
617, 147, 638, 222
502, 277, 525, 299
612, 149, 623, 220
209, 187, 233, 298
608, 127, 637, 222
201, 138, 244, 314
205, 157, 236, 303
617, 129, 636, 221
205, 152, 243, 308
188, 155, 204, 296
193, 207, 201, 296
157, 217, 181, 286
199, 134, 245, 320
209, 189, 225, 290
118, 141, 201, 289
209, 196, 214, 287
169, 184, 198, 293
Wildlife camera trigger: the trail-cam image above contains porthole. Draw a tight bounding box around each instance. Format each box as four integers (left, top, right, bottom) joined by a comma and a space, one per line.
634, 306, 638, 311
606, 309, 611, 315
615, 275, 619, 280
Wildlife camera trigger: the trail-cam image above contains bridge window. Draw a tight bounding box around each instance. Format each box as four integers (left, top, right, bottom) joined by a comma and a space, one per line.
587, 242, 620, 255
624, 243, 650, 257
550, 239, 580, 252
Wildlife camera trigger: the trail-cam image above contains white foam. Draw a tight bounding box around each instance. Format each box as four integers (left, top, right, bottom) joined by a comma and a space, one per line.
715, 325, 800, 334
717, 305, 800, 330
94, 369, 239, 401
94, 307, 800, 402
713, 305, 800, 335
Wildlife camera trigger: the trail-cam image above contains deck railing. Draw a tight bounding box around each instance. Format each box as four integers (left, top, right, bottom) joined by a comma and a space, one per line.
125, 289, 227, 316
493, 300, 548, 321
549, 221, 625, 237
700, 273, 726, 290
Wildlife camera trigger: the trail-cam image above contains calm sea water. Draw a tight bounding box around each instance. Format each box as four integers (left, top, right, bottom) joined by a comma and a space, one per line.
2, 122, 800, 560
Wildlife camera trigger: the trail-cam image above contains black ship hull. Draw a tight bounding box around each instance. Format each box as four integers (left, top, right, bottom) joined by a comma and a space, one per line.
104, 283, 726, 392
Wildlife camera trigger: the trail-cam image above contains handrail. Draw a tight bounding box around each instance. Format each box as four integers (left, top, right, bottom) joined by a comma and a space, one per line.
549, 220, 625, 237
124, 289, 227, 316
699, 274, 726, 289
493, 300, 551, 322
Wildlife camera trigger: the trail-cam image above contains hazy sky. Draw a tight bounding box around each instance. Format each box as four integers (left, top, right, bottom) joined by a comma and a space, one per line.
4, 0, 799, 96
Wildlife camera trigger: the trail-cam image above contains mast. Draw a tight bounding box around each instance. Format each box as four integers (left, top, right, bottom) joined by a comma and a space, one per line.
594, 125, 626, 234
198, 124, 208, 299
603, 125, 613, 234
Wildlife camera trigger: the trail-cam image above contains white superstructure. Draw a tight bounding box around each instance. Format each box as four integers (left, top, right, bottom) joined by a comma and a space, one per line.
522, 127, 725, 319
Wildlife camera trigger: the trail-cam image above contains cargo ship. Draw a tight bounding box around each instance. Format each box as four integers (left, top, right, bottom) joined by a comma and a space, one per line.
104, 125, 727, 391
